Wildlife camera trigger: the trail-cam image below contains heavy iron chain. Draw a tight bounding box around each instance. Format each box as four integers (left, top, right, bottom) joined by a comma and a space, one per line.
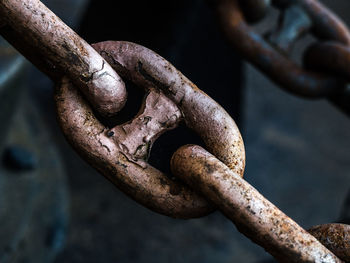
0, 0, 349, 262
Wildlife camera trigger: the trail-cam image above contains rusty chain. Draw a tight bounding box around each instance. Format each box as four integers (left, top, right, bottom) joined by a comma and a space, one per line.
56, 40, 245, 219
0, 0, 349, 262
57, 40, 346, 262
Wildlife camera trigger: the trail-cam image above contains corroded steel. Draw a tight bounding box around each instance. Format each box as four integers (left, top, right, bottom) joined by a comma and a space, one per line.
0, 0, 127, 116
309, 224, 350, 262
55, 41, 245, 219
171, 145, 342, 263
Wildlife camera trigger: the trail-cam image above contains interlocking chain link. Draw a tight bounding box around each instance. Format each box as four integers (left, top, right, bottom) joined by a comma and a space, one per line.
56, 41, 245, 219
56, 41, 342, 262
0, 0, 349, 262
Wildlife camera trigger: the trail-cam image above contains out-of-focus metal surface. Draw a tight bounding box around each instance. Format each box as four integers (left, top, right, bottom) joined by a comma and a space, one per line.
0, 96, 68, 263
213, 0, 350, 116
304, 42, 350, 81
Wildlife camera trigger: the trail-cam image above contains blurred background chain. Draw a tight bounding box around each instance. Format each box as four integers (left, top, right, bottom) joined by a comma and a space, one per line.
213, 0, 350, 115
0, 0, 349, 263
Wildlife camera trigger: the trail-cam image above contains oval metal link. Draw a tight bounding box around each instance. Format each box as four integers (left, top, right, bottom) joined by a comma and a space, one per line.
55, 41, 245, 219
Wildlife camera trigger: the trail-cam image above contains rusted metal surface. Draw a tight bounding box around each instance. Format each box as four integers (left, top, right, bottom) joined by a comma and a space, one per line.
55, 41, 245, 219
1, 0, 348, 260
0, 0, 127, 116
213, 0, 345, 98
171, 145, 342, 263
309, 224, 350, 262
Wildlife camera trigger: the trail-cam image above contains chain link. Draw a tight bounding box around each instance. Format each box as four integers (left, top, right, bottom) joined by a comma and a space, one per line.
0, 0, 349, 262
56, 40, 344, 262
56, 41, 245, 219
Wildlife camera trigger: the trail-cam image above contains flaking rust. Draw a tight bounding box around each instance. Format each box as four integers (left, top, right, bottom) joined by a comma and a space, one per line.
309, 223, 350, 262
56, 41, 245, 219
0, 0, 126, 116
